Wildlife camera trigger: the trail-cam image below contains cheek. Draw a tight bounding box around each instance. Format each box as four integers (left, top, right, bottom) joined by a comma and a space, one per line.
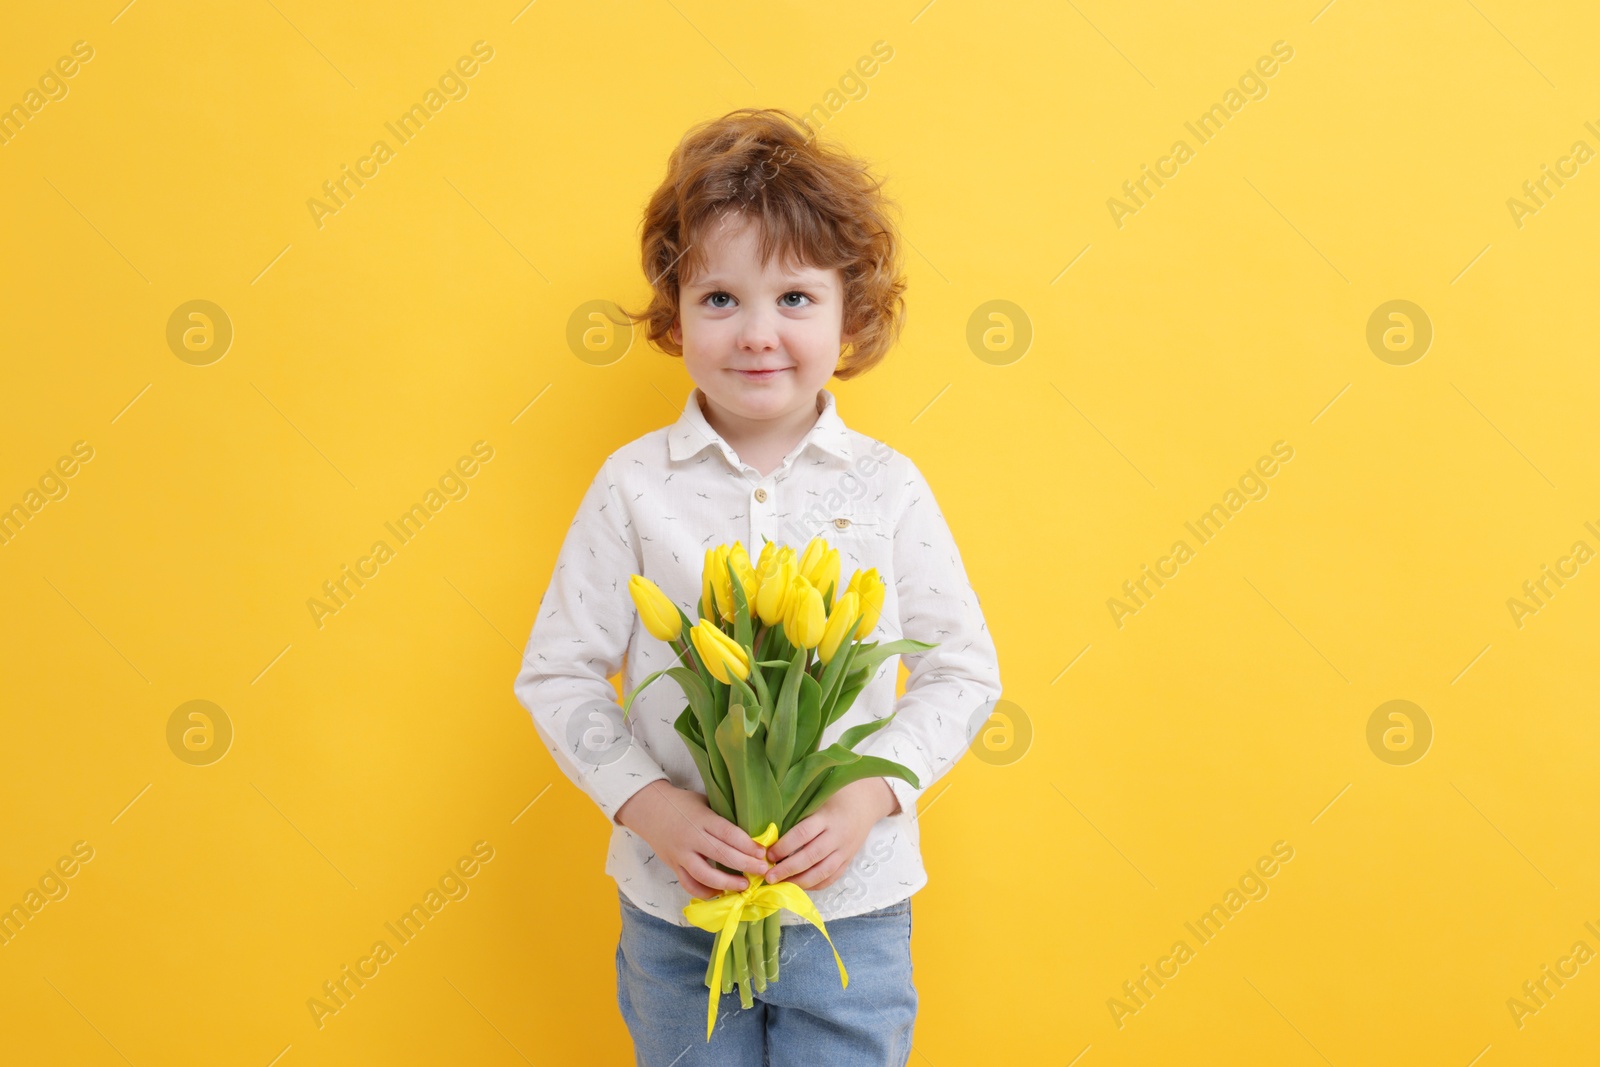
796, 351, 842, 383
683, 316, 736, 355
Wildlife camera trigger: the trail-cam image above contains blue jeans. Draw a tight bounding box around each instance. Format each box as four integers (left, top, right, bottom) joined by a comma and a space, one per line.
616, 889, 917, 1066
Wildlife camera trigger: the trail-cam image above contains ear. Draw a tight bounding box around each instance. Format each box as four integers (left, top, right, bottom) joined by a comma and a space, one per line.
669, 317, 681, 346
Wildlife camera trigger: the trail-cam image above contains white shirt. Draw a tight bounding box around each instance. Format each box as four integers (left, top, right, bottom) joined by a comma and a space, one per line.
514, 385, 1002, 927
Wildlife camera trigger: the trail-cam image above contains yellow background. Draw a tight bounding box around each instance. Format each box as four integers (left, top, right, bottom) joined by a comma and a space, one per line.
2, 0, 1597, 1063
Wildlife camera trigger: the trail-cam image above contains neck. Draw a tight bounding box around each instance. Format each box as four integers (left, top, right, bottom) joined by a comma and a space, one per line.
699, 391, 823, 457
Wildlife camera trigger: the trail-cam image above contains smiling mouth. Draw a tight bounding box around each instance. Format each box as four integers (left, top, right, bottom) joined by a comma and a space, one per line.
734, 368, 790, 379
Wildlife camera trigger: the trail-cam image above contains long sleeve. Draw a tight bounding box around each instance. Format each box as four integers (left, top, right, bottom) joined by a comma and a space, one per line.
853, 458, 1003, 817
513, 455, 671, 824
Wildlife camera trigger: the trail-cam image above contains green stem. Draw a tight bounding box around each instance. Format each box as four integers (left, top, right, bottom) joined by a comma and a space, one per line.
764, 912, 781, 982
748, 914, 767, 991
733, 923, 753, 1008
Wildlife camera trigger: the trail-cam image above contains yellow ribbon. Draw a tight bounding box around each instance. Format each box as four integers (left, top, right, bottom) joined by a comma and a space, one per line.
681, 821, 849, 1042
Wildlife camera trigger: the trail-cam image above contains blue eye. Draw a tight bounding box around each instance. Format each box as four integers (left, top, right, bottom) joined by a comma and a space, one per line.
780, 292, 812, 308
705, 291, 733, 308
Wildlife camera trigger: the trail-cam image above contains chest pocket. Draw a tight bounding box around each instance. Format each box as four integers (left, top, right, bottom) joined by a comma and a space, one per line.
819, 509, 884, 572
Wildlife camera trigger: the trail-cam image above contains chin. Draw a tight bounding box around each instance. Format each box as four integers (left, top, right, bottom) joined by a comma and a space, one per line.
725, 393, 791, 416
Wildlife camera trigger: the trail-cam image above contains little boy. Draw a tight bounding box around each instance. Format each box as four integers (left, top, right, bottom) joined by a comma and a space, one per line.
514, 108, 1002, 1065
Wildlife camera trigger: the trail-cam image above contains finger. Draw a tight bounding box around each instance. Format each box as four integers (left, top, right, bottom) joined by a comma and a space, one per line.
769, 818, 823, 863
678, 867, 719, 900
703, 831, 769, 876
766, 835, 831, 884
691, 854, 754, 893
793, 854, 843, 891
811, 861, 844, 891
709, 819, 772, 865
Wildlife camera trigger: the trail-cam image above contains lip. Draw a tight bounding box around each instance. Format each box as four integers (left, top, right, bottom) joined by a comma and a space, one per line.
734, 368, 791, 380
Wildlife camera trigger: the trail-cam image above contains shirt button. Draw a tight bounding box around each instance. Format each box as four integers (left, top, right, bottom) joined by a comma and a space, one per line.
754, 488, 768, 503
833, 517, 850, 529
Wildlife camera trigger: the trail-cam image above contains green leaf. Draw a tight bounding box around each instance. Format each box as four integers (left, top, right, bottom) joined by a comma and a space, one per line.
814, 615, 864, 727
746, 655, 772, 718
835, 711, 897, 751
728, 674, 762, 727
672, 603, 697, 642
675, 707, 732, 820
764, 645, 806, 782
846, 637, 938, 683
778, 743, 858, 813
791, 672, 824, 761
620, 667, 672, 721
825, 667, 872, 730
715, 702, 780, 835
666, 667, 728, 801
779, 714, 897, 818
665, 667, 711, 734
674, 702, 702, 746
786, 756, 921, 830
727, 555, 753, 653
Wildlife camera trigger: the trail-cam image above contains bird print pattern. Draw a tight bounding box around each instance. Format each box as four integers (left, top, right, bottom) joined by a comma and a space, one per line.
512, 386, 1002, 928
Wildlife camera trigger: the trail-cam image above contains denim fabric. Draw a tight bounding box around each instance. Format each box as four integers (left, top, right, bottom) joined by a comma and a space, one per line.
616, 888, 917, 1066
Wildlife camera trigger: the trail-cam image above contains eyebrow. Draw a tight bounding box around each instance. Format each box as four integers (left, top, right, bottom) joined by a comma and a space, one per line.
685, 273, 833, 291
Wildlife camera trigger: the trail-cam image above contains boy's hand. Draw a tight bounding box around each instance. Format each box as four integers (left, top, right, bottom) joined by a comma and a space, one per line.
762, 778, 897, 891
615, 781, 772, 900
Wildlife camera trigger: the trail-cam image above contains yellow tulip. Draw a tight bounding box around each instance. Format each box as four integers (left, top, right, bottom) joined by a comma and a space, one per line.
628, 575, 681, 641
818, 591, 861, 666
705, 545, 735, 622
728, 542, 759, 612
756, 538, 778, 576
796, 538, 840, 603
797, 537, 828, 585
846, 568, 885, 637
770, 544, 799, 581
701, 547, 722, 621
783, 576, 827, 649
690, 619, 750, 684
754, 556, 796, 627
811, 547, 841, 603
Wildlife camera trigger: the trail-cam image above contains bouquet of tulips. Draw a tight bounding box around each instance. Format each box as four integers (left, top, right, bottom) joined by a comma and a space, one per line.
622, 535, 934, 1041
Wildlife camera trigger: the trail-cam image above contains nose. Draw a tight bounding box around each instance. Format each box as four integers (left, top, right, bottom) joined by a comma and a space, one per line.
735, 306, 780, 353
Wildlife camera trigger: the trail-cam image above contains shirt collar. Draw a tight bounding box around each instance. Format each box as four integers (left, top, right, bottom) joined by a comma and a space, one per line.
667, 386, 853, 469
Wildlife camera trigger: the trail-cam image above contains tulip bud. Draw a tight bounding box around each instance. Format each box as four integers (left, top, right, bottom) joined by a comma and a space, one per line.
755, 556, 796, 627
690, 619, 750, 684
728, 541, 759, 612
847, 568, 885, 637
701, 547, 719, 621
806, 547, 840, 604
706, 545, 735, 622
783, 576, 827, 649
818, 591, 861, 666
628, 575, 681, 641
797, 537, 828, 584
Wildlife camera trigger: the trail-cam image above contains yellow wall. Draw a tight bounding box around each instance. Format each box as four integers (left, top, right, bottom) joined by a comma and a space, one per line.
2, 1, 1597, 1063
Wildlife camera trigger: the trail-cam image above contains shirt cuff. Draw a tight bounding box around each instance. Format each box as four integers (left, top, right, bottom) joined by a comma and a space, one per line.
875, 744, 934, 819
575, 744, 673, 825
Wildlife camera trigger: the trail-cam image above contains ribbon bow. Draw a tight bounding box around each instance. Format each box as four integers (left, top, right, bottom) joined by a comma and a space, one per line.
681, 821, 849, 1042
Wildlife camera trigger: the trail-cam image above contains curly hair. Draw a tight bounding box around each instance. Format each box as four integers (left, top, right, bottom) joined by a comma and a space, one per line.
624, 108, 907, 380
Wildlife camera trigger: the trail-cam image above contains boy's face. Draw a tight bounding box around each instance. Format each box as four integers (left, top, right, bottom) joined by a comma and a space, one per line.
670, 213, 853, 434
